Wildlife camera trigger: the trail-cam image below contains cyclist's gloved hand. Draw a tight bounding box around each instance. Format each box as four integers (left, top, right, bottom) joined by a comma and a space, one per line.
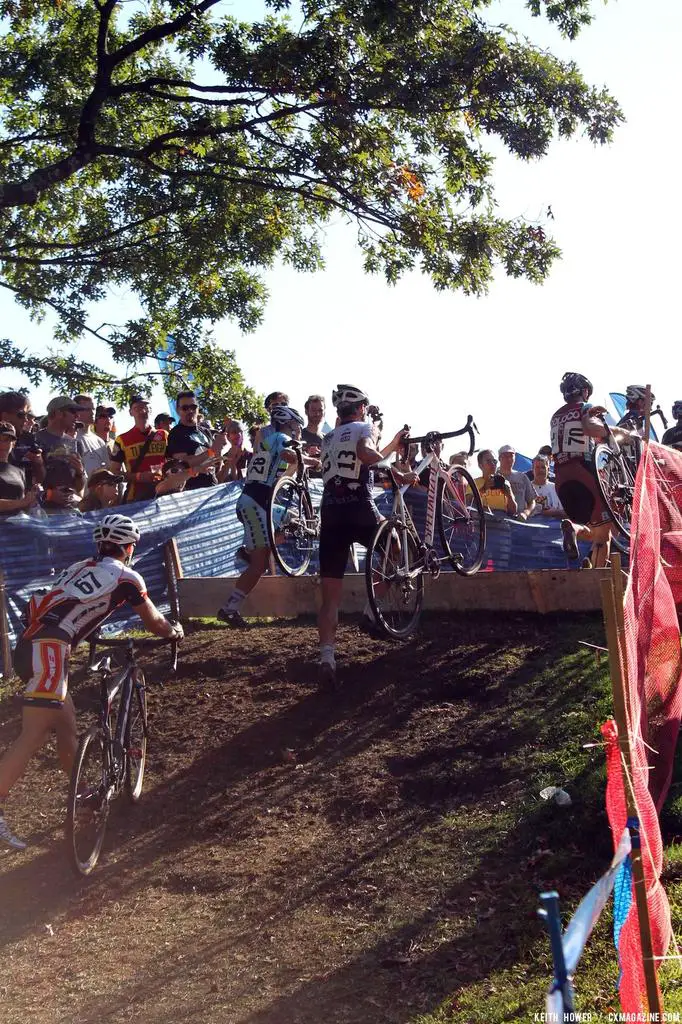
170, 622, 184, 641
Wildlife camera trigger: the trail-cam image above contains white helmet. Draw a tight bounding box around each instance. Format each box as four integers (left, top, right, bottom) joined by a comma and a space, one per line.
332, 384, 369, 408
93, 514, 141, 548
626, 385, 654, 403
270, 405, 304, 428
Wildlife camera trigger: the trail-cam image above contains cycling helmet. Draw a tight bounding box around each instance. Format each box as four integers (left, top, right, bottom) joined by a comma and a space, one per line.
270, 404, 305, 428
673, 401, 682, 420
560, 372, 593, 400
625, 385, 655, 403
332, 384, 369, 408
93, 514, 141, 548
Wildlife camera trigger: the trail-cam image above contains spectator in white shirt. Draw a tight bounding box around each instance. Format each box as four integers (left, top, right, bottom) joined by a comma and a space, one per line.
498, 444, 536, 521
73, 393, 109, 477
530, 454, 564, 518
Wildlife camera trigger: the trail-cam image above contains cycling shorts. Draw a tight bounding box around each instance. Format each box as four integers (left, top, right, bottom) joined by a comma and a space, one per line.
319, 501, 382, 578
236, 492, 269, 550
14, 635, 70, 707
555, 459, 611, 527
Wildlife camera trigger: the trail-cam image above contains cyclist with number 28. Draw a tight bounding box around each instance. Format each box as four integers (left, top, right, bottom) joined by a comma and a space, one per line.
550, 372, 633, 570
0, 514, 182, 851
317, 385, 417, 687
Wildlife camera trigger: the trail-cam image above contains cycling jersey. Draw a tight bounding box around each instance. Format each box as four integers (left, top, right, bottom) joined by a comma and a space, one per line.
550, 402, 595, 465
242, 431, 290, 509
662, 423, 682, 451
111, 426, 168, 501
15, 556, 148, 706
321, 420, 373, 506
21, 556, 147, 646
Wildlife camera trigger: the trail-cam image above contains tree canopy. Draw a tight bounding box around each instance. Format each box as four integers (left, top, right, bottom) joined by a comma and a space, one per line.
0, 0, 622, 400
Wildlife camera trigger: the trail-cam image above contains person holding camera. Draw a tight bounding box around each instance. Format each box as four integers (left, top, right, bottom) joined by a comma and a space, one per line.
0, 422, 40, 515
0, 391, 45, 489
473, 449, 517, 515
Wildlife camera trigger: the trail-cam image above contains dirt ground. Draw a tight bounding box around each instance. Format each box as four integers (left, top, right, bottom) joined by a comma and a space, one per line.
0, 613, 612, 1024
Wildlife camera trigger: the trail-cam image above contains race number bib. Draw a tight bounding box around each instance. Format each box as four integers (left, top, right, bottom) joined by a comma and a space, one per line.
62, 564, 119, 600
321, 426, 364, 483
246, 449, 275, 483
551, 415, 591, 457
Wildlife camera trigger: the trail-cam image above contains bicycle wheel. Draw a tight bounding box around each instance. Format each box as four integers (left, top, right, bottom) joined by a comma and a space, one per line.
65, 726, 109, 877
125, 678, 148, 803
267, 475, 316, 576
438, 466, 486, 575
593, 443, 635, 537
366, 519, 424, 639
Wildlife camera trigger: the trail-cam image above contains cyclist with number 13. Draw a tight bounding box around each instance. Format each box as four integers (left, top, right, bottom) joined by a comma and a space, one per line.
0, 514, 182, 851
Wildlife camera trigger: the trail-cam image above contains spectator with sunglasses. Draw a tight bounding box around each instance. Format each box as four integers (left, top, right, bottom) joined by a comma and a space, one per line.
0, 391, 45, 488
155, 458, 195, 496
110, 396, 167, 502
166, 391, 225, 490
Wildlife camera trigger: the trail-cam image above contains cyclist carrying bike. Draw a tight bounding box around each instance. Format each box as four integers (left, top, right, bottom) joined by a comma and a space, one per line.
617, 385, 655, 435
663, 401, 682, 451
0, 514, 182, 850
317, 385, 416, 685
217, 405, 319, 628
551, 372, 631, 569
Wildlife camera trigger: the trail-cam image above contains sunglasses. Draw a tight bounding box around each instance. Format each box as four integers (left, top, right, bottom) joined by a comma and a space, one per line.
14, 411, 28, 420
180, 404, 198, 412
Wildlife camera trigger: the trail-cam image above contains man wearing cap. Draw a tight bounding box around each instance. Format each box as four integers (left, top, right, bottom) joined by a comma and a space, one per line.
0, 422, 39, 515
154, 412, 176, 431
34, 397, 83, 458
110, 395, 168, 503
80, 469, 125, 512
497, 445, 536, 520
94, 405, 116, 450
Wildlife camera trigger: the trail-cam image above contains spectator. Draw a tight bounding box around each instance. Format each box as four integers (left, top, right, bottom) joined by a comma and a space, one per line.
449, 451, 469, 469
0, 391, 45, 487
94, 406, 116, 451
73, 393, 109, 478
302, 394, 326, 448
498, 445, 536, 520
34, 396, 83, 458
155, 458, 195, 496
473, 449, 517, 515
166, 391, 222, 490
529, 455, 564, 518
248, 423, 266, 450
418, 437, 446, 488
218, 420, 252, 482
265, 391, 289, 412
42, 457, 83, 516
0, 422, 38, 515
110, 395, 167, 502
525, 444, 554, 480
154, 412, 176, 431
80, 469, 124, 512
662, 401, 682, 451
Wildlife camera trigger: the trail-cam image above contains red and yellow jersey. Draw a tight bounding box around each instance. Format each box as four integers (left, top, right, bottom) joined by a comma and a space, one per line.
111, 426, 167, 501
22, 556, 147, 648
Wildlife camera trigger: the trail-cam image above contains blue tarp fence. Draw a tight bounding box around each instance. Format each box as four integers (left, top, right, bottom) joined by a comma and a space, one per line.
0, 481, 581, 674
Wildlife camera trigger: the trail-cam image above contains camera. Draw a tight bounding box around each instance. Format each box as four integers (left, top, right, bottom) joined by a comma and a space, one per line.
492, 473, 507, 490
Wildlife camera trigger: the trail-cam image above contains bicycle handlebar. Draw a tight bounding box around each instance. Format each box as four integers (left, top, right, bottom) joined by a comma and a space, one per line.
404, 416, 478, 457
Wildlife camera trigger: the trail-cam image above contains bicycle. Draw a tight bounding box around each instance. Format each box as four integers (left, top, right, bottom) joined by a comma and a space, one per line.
65, 632, 178, 877
267, 442, 320, 576
365, 415, 485, 639
592, 418, 643, 540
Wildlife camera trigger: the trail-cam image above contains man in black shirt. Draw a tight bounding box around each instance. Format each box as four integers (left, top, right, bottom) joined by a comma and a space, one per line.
302, 394, 326, 449
166, 391, 224, 490
0, 422, 38, 515
0, 391, 45, 489
662, 401, 682, 451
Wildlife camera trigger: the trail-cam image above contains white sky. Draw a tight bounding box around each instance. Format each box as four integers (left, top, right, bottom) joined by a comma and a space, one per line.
0, 0, 680, 458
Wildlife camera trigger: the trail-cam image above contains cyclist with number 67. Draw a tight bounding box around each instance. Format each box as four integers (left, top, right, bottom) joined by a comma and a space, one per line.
0, 514, 182, 851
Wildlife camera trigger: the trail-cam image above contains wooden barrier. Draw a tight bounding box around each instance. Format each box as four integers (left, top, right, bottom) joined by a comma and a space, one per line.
177, 568, 611, 618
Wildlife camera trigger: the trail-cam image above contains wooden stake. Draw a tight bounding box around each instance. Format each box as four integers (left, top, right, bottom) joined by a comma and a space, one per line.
163, 538, 183, 622
0, 568, 12, 681
601, 574, 662, 1016
644, 384, 653, 443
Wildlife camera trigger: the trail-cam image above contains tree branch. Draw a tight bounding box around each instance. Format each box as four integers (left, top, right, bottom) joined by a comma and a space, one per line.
109, 0, 223, 65
0, 279, 112, 344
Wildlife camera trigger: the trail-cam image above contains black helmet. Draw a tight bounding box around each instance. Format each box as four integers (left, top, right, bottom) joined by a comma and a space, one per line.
560, 372, 593, 400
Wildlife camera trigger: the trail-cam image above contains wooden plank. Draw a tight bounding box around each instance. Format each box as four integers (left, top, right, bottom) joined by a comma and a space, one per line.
0, 568, 13, 679
164, 539, 184, 622
177, 568, 612, 619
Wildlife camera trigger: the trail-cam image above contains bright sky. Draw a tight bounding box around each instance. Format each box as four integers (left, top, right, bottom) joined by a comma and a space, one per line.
0, 0, 679, 459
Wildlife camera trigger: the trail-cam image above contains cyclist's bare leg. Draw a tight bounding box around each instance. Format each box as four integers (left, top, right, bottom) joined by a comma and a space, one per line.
0, 705, 59, 799
319, 578, 343, 650
562, 519, 612, 567
232, 549, 271, 597
53, 695, 78, 776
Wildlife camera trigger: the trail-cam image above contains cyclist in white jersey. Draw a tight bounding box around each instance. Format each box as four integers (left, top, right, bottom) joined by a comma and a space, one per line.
0, 514, 182, 850
317, 385, 416, 686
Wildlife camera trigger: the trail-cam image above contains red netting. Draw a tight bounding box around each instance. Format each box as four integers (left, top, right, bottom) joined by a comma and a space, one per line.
603, 441, 682, 1013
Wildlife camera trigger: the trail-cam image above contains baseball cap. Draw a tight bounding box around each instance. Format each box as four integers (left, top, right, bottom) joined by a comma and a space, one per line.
129, 394, 149, 408
498, 444, 516, 455
155, 413, 175, 427
47, 396, 83, 415
88, 469, 125, 488
0, 421, 17, 439
95, 405, 116, 418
